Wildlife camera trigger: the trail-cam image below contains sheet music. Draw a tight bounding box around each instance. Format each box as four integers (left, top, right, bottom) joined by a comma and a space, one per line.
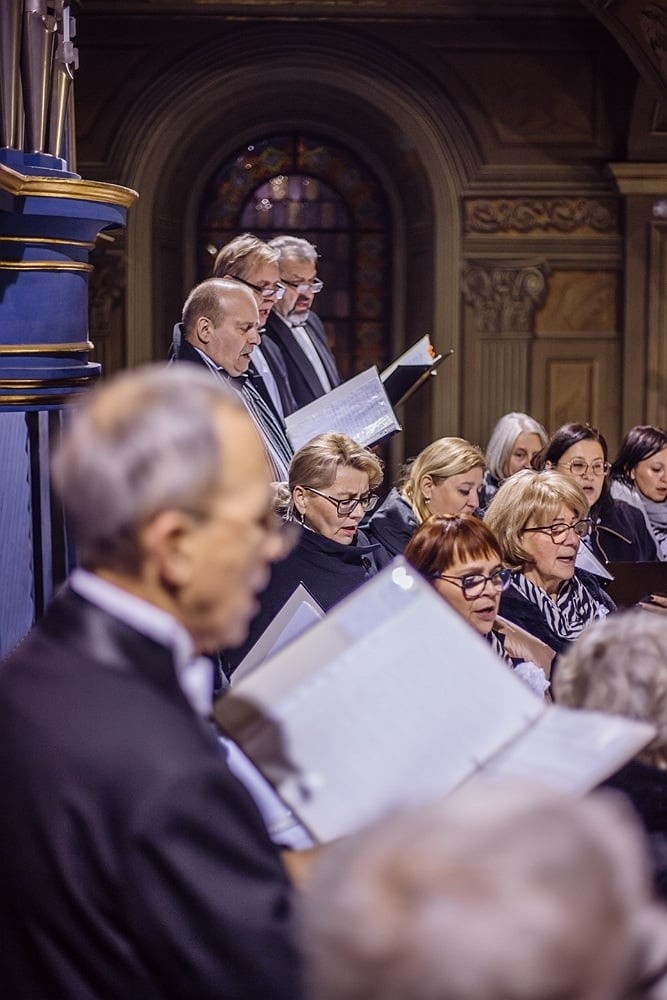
219, 564, 543, 841
285, 367, 401, 452
479, 705, 655, 793
232, 584, 324, 683
217, 560, 654, 843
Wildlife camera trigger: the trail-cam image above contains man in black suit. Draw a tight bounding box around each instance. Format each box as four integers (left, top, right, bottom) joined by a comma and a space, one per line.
264, 235, 342, 407
0, 365, 302, 998
213, 232, 297, 419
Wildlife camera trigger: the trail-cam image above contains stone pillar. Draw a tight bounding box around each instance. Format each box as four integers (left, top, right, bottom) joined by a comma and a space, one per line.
461, 260, 549, 438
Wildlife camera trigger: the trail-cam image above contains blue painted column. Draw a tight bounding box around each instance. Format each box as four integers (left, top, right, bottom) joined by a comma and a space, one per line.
0, 161, 137, 656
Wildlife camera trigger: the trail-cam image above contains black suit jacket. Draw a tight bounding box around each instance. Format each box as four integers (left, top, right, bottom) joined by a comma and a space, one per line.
263, 310, 342, 408
255, 336, 298, 418
0, 588, 301, 999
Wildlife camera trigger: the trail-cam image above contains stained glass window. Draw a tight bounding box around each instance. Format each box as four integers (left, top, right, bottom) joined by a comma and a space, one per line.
198, 134, 392, 379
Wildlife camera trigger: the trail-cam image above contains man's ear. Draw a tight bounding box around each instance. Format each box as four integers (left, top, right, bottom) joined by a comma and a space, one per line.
194, 315, 211, 346
139, 509, 197, 589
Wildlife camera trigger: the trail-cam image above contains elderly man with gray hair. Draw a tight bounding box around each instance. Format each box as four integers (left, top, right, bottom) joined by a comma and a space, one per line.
264, 235, 342, 407
0, 365, 302, 998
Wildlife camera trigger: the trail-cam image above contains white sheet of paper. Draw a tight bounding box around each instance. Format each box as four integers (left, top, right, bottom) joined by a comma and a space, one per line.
232, 584, 324, 684
285, 367, 401, 452
381, 334, 435, 380
478, 704, 655, 793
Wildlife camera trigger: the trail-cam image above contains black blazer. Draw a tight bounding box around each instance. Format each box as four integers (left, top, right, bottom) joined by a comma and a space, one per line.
263, 310, 342, 408
0, 588, 301, 999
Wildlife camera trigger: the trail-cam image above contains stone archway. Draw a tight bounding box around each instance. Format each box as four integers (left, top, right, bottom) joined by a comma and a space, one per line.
106, 24, 480, 449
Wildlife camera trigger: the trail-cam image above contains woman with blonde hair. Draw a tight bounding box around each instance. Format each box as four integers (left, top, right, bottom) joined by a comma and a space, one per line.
485, 469, 614, 654
226, 432, 383, 674
367, 437, 485, 562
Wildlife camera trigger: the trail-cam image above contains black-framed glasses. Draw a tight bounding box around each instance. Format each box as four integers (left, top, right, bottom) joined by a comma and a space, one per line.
434, 566, 511, 600
304, 486, 378, 516
522, 518, 592, 543
281, 278, 324, 295
232, 274, 286, 300
559, 459, 610, 477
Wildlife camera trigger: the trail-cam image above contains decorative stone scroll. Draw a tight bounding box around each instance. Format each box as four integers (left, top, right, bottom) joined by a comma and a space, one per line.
464, 199, 618, 235
461, 260, 550, 336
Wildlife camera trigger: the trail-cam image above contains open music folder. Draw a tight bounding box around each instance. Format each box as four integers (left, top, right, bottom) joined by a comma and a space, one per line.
380, 334, 450, 408
215, 559, 654, 843
285, 366, 401, 453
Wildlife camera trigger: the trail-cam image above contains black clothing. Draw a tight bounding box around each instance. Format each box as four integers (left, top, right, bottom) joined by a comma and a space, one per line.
365, 487, 417, 566
226, 526, 379, 674
263, 310, 341, 408
497, 568, 615, 656
605, 760, 667, 901
587, 491, 658, 564
0, 588, 300, 999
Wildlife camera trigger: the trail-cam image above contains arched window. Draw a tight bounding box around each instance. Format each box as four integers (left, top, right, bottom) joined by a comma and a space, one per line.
198, 133, 392, 380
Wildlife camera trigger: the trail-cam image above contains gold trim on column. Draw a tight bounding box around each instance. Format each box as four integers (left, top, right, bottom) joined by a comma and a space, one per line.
0, 260, 93, 271
0, 235, 96, 249
0, 164, 138, 207
0, 341, 94, 354
0, 376, 96, 389
0, 391, 91, 406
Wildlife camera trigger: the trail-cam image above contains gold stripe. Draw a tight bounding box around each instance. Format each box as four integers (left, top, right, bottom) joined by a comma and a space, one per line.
0, 341, 94, 355
0, 391, 91, 406
0, 376, 96, 389
0, 260, 93, 272
0, 164, 138, 208
0, 235, 95, 249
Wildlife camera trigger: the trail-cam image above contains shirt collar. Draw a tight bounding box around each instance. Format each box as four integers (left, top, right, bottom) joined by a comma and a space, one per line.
69, 568, 213, 715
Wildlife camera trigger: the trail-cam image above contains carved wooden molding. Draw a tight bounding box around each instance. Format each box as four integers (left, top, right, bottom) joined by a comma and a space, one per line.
461, 260, 550, 335
464, 198, 618, 234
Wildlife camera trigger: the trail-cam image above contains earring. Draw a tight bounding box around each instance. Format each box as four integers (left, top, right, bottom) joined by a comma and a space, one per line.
424, 496, 431, 505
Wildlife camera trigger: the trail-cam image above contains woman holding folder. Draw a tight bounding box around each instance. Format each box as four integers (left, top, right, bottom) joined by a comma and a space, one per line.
225, 433, 383, 675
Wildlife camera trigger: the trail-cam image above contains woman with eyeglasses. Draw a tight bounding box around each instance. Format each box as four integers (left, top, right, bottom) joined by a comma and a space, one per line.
405, 515, 552, 696
366, 437, 486, 565
610, 426, 667, 561
485, 469, 615, 655
225, 432, 383, 675
535, 423, 657, 564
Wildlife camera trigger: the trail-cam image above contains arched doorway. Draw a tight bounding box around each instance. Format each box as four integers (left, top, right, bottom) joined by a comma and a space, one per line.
198, 132, 392, 380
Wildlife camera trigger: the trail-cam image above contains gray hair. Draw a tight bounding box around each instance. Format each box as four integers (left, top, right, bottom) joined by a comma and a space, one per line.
300, 783, 667, 1000
51, 364, 240, 572
555, 610, 667, 768
485, 411, 548, 482
268, 235, 319, 264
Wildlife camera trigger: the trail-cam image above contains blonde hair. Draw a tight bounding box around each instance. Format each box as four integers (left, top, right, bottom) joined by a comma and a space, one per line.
401, 437, 485, 524
555, 610, 667, 768
282, 433, 383, 519
213, 233, 279, 278
484, 469, 588, 571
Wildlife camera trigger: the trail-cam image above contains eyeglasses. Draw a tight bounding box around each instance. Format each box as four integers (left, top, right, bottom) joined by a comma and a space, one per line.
281, 278, 324, 295
304, 486, 378, 517
232, 274, 286, 300
559, 459, 610, 477
522, 519, 592, 543
433, 566, 511, 600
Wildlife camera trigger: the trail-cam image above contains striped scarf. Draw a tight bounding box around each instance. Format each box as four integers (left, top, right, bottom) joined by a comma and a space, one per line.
511, 571, 609, 642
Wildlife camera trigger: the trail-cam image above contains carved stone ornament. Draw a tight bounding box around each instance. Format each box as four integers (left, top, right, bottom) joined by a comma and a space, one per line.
640, 3, 667, 78
464, 199, 617, 234
461, 260, 550, 336
89, 248, 126, 335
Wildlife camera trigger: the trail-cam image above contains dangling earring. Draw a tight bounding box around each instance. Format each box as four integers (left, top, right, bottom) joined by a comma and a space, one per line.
424, 496, 431, 505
